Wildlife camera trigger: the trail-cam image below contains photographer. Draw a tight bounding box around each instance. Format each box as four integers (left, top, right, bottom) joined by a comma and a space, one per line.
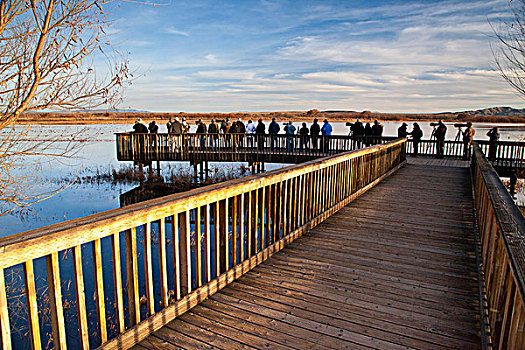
461, 122, 475, 160
397, 123, 408, 138
269, 118, 280, 150
284, 121, 296, 151
433, 120, 447, 158
408, 123, 423, 156
346, 119, 364, 148
310, 119, 320, 150
487, 127, 500, 161
371, 120, 383, 145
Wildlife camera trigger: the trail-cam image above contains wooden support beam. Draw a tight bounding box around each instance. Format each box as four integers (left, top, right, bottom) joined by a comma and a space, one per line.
111, 233, 125, 334
158, 218, 169, 308
125, 228, 140, 326
0, 268, 10, 350
24, 261, 41, 350
144, 224, 155, 316
92, 238, 108, 343
73, 245, 90, 350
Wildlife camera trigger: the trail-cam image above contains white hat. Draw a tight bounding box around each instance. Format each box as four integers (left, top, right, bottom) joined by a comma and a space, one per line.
175, 117, 179, 121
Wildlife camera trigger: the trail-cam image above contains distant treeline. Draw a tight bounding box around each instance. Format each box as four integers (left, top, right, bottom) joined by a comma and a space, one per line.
18, 109, 525, 125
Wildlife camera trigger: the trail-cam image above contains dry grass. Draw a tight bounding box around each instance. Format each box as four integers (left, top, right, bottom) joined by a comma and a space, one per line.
18, 109, 525, 125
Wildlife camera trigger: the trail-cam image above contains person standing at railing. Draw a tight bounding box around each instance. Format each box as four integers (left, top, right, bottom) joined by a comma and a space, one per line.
133, 118, 148, 133
408, 123, 423, 157
148, 120, 159, 155
182, 117, 190, 134
133, 119, 148, 159
397, 123, 408, 138
208, 119, 219, 148
284, 121, 296, 151
487, 127, 500, 161
221, 118, 231, 148
256, 119, 266, 150
462, 122, 475, 160
364, 122, 372, 146
196, 119, 207, 151
321, 119, 332, 153
166, 117, 173, 133
148, 120, 158, 133
246, 120, 256, 148
310, 118, 320, 151
229, 119, 239, 150
170, 117, 183, 152
371, 120, 383, 145
269, 118, 280, 150
348, 119, 364, 149
434, 120, 447, 159
237, 119, 246, 148
299, 122, 309, 151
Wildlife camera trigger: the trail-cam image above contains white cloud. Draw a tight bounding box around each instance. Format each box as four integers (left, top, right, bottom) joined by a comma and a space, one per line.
163, 27, 190, 36
117, 0, 525, 113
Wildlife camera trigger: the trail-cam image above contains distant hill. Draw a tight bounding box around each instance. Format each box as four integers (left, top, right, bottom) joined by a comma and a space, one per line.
17, 106, 525, 125
457, 107, 525, 118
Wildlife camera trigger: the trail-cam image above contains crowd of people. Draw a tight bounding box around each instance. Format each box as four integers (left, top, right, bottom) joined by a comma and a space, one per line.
133, 117, 337, 152
131, 117, 501, 158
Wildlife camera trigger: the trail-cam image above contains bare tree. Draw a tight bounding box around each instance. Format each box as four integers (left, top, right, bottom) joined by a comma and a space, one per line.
0, 0, 130, 215
493, 0, 525, 97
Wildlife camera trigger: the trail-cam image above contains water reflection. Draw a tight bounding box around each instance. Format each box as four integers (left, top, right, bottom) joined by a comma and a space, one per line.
120, 181, 194, 207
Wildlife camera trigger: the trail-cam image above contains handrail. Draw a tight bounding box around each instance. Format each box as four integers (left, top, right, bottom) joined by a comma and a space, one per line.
471, 142, 525, 349
115, 133, 525, 165
0, 139, 406, 350
115, 133, 392, 162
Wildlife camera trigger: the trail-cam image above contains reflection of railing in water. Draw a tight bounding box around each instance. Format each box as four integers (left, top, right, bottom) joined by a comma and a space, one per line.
116, 133, 525, 169
0, 139, 406, 349
471, 143, 525, 348
120, 182, 190, 207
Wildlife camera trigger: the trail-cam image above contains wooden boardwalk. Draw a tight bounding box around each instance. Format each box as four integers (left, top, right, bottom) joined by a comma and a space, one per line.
133, 161, 481, 350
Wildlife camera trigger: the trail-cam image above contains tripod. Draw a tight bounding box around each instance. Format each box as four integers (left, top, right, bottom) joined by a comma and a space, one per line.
425, 126, 437, 153
454, 127, 463, 142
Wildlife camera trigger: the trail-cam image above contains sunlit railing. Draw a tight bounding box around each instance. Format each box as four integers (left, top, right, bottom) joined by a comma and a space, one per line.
0, 139, 406, 350
116, 133, 525, 168
115, 133, 392, 162
471, 142, 525, 349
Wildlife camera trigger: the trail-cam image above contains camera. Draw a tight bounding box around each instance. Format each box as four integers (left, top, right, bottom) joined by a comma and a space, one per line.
345, 122, 353, 126
454, 123, 469, 128
429, 122, 439, 127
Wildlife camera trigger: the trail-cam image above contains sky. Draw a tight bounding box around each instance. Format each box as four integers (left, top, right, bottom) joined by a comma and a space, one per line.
105, 0, 525, 113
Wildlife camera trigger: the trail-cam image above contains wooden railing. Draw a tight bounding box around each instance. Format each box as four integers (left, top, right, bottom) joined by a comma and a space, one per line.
471, 142, 525, 349
115, 133, 393, 162
116, 133, 525, 168
0, 139, 406, 350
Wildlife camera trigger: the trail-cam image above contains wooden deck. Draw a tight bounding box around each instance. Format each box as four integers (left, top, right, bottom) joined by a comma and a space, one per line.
133, 162, 481, 350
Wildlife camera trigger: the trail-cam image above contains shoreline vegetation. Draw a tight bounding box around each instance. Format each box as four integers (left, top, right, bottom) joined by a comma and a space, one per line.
18, 106, 525, 125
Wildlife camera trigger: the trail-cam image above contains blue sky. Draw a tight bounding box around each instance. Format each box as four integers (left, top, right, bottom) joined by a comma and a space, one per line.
106, 0, 525, 113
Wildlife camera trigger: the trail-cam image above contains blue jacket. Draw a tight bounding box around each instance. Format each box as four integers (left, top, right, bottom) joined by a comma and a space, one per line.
321, 122, 332, 136
284, 124, 296, 135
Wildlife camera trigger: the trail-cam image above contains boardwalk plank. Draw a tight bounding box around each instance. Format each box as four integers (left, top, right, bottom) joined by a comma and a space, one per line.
136, 163, 481, 349
230, 274, 478, 349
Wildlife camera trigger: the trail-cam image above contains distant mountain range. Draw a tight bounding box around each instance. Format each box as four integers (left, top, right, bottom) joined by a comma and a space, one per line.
18, 106, 525, 125
450, 107, 525, 117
